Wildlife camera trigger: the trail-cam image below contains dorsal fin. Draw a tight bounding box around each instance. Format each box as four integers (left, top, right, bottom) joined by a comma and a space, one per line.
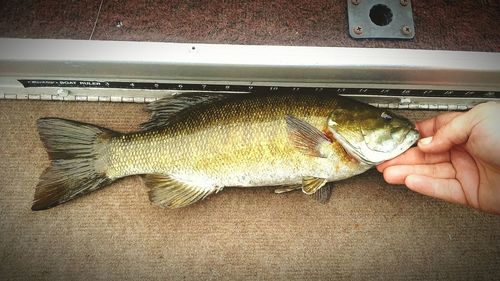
143, 174, 219, 208
141, 94, 229, 130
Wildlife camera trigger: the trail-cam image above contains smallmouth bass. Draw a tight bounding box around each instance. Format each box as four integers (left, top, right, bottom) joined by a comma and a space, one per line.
33, 93, 419, 210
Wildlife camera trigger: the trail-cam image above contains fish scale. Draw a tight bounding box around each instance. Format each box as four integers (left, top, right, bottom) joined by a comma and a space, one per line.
107, 94, 353, 186
32, 93, 418, 210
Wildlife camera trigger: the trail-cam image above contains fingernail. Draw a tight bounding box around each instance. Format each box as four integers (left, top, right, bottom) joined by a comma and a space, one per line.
419, 136, 433, 146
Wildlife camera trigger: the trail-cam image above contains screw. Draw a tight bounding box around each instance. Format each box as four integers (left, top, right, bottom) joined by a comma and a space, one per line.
351, 0, 360, 5
400, 0, 409, 6
353, 26, 363, 35
401, 25, 412, 35
115, 20, 123, 28
56, 88, 69, 97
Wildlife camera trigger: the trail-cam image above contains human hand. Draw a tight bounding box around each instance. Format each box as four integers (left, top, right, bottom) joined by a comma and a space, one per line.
377, 102, 500, 215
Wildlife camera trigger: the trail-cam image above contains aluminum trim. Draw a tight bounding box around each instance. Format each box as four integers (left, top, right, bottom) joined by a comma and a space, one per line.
0, 38, 499, 90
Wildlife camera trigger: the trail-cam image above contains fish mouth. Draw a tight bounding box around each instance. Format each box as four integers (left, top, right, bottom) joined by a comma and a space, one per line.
398, 127, 420, 151
403, 128, 420, 149
332, 127, 419, 166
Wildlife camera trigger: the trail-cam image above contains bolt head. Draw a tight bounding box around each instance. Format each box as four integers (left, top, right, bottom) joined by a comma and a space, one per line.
115, 20, 123, 28
401, 25, 412, 35
353, 26, 363, 35
351, 0, 360, 5
400, 0, 409, 6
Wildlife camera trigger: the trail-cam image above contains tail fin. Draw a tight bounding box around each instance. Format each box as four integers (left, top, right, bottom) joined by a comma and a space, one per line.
33, 118, 117, 211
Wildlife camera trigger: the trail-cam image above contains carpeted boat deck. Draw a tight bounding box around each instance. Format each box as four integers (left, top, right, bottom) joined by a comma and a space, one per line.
1, 0, 499, 280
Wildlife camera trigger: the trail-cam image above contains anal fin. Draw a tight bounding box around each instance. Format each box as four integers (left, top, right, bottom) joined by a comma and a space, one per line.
143, 174, 217, 208
274, 185, 301, 194
274, 182, 332, 204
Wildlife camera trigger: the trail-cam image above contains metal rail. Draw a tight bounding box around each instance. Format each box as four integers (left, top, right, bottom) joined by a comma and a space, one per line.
0, 38, 499, 109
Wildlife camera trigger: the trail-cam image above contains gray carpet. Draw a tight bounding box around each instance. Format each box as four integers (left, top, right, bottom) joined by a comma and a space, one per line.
1, 0, 499, 279
1, 100, 499, 280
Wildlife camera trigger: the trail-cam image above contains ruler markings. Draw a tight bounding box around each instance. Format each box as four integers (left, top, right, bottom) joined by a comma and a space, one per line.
17, 79, 500, 99
1, 79, 497, 110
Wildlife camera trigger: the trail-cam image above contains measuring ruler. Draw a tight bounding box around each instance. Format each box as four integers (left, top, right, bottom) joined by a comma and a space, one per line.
1, 39, 499, 110
3, 79, 495, 110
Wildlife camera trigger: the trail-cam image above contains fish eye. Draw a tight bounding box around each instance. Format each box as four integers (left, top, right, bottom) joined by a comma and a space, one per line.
380, 112, 392, 121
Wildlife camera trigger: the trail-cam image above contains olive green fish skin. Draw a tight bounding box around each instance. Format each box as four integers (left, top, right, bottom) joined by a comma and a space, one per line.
105, 93, 370, 190
33, 92, 418, 210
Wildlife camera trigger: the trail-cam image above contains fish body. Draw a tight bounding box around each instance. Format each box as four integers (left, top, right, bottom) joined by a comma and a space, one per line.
33, 93, 419, 210
108, 94, 366, 188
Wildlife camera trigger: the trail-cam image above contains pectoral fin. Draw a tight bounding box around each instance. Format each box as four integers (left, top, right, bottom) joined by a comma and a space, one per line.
143, 174, 217, 208
285, 115, 332, 158
302, 176, 327, 195
310, 183, 333, 204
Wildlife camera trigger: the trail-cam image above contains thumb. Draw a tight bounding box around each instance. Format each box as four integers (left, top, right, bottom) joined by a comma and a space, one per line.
418, 111, 475, 153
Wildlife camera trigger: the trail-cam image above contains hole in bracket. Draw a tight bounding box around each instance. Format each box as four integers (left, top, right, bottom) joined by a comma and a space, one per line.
369, 4, 393, 26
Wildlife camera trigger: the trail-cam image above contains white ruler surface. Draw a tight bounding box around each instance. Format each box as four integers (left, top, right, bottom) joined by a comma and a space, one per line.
1, 38, 498, 110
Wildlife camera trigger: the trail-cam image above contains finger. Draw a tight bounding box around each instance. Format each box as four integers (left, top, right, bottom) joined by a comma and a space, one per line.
418, 111, 477, 153
382, 163, 456, 185
376, 147, 449, 172
415, 112, 462, 138
405, 175, 467, 206
450, 147, 480, 208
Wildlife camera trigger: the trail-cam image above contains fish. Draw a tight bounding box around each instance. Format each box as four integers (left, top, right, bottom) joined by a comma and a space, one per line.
32, 93, 419, 210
